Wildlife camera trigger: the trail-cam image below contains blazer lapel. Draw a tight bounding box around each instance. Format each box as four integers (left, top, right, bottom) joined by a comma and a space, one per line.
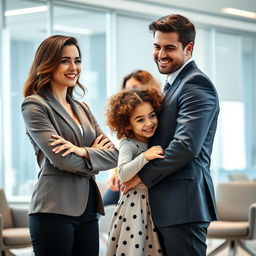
164, 61, 197, 103
68, 98, 96, 145
44, 88, 83, 145
164, 77, 182, 104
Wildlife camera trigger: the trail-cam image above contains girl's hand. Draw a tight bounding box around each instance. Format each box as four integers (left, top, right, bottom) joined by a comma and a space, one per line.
121, 174, 142, 194
91, 134, 113, 149
144, 145, 165, 161
51, 134, 87, 157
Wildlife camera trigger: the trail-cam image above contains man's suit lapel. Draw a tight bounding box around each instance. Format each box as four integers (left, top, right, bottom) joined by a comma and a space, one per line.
44, 88, 83, 145
164, 61, 197, 103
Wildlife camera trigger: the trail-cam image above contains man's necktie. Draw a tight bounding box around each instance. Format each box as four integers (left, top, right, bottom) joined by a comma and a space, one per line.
163, 81, 171, 96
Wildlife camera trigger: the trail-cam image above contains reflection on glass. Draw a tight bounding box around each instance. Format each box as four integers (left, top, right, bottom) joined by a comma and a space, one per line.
220, 101, 246, 170
6, 0, 47, 198
5, 3, 108, 197
53, 5, 108, 183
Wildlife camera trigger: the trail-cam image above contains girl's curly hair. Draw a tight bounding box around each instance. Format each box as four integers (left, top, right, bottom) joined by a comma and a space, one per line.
105, 87, 162, 139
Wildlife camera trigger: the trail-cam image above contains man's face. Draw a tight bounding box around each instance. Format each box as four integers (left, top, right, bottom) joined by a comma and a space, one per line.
153, 31, 193, 74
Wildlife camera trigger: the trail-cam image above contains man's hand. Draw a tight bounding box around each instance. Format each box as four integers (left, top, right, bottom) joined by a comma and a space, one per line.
107, 169, 120, 191
121, 174, 142, 194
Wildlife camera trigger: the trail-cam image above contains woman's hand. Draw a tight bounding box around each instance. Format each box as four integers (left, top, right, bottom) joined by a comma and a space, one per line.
144, 145, 165, 161
91, 134, 113, 149
51, 134, 114, 158
51, 134, 87, 157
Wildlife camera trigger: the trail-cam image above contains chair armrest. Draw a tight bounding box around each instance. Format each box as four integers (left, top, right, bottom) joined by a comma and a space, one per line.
11, 207, 29, 227
99, 204, 116, 233
0, 215, 4, 247
248, 203, 256, 239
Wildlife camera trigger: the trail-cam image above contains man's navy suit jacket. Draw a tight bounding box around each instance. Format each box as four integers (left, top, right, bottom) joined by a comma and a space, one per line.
139, 61, 219, 227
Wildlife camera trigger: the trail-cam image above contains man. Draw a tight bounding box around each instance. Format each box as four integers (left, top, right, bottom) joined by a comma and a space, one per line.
122, 14, 219, 256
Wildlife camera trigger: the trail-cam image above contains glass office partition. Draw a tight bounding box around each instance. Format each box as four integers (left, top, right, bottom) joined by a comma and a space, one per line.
5, 0, 47, 198
0, 0, 4, 189
53, 5, 108, 182
215, 32, 246, 174
242, 37, 256, 170
193, 27, 214, 80
115, 14, 164, 88
1, 0, 256, 199
4, 1, 108, 197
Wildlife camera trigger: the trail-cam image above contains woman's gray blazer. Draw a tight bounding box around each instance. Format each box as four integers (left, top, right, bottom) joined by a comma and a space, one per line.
21, 88, 118, 216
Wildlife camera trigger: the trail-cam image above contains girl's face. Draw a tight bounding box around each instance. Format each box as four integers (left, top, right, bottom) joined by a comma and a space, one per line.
129, 102, 158, 143
51, 45, 81, 90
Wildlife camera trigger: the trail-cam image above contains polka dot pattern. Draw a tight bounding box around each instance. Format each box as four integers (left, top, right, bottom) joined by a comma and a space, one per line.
106, 184, 163, 256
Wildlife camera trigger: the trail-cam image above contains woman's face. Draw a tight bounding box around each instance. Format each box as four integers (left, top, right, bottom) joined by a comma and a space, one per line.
125, 77, 143, 89
51, 45, 81, 90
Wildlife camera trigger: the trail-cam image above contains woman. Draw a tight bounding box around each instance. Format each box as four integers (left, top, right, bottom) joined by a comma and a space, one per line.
103, 69, 161, 206
121, 69, 161, 90
21, 35, 118, 256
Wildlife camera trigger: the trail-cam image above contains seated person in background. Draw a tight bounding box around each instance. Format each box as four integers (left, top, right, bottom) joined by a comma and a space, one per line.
103, 69, 161, 206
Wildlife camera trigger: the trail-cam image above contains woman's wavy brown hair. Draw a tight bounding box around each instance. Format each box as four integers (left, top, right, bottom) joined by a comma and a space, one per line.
106, 87, 162, 139
23, 35, 85, 98
121, 69, 161, 91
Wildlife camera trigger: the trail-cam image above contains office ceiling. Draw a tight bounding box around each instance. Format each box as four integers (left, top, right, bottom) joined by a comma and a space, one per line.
125, 0, 256, 21
4, 0, 256, 41
62, 0, 256, 22
6, 0, 256, 22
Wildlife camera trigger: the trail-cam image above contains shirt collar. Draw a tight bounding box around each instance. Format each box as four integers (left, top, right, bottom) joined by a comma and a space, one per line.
166, 59, 193, 85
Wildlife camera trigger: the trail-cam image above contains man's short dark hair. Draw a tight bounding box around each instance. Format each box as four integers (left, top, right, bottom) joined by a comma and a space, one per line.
149, 14, 196, 48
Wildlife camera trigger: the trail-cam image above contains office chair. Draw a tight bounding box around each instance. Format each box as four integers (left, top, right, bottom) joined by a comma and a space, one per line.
207, 182, 256, 256
0, 189, 31, 256
228, 173, 249, 181
98, 204, 116, 244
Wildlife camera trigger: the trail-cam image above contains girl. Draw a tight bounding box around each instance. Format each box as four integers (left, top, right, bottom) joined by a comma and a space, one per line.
105, 88, 164, 256
103, 69, 161, 207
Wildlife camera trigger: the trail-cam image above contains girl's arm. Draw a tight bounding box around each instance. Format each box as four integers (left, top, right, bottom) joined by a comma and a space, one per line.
118, 140, 164, 182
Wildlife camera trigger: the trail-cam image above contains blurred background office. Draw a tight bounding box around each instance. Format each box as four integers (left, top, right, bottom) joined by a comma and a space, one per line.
0, 0, 256, 202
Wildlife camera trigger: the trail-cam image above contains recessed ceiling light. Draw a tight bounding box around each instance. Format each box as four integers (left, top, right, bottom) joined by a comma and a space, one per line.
221, 8, 256, 19
5, 6, 48, 16
53, 25, 92, 35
